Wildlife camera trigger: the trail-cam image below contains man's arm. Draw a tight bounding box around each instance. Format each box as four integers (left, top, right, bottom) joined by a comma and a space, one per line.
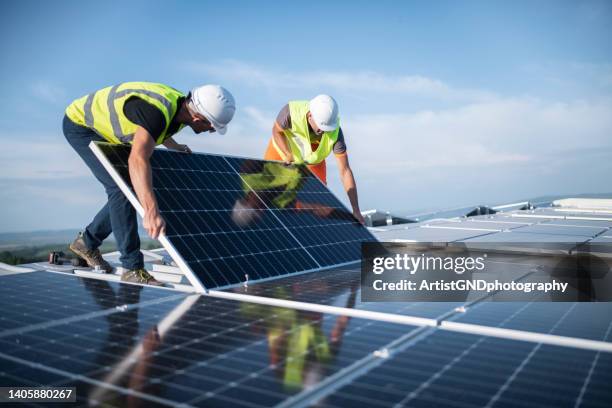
335, 153, 365, 224
272, 121, 293, 163
129, 127, 166, 238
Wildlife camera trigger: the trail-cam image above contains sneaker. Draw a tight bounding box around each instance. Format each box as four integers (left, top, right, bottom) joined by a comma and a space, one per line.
69, 232, 114, 273
121, 268, 163, 286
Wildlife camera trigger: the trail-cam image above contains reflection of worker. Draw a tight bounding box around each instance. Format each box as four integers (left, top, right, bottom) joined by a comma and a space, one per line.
64, 82, 235, 284
240, 284, 356, 389
231, 161, 354, 227
81, 279, 164, 406
264, 95, 364, 224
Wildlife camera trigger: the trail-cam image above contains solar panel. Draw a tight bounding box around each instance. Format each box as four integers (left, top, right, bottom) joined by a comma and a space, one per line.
0, 274, 415, 407
90, 142, 375, 290
371, 226, 495, 242
227, 264, 461, 319
451, 302, 612, 343
510, 208, 612, 220
0, 271, 179, 333
546, 219, 612, 228
461, 230, 586, 244
3, 266, 612, 407
424, 220, 530, 231
313, 330, 612, 408
512, 223, 607, 237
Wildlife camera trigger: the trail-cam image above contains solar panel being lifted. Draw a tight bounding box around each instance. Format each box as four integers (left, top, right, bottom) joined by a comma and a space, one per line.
90, 142, 375, 291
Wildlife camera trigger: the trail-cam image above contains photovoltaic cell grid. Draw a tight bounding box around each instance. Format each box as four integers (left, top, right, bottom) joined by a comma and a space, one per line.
0, 273, 415, 408
224, 156, 371, 267
451, 301, 612, 343
2, 269, 612, 406
228, 265, 462, 319
315, 285, 612, 408
0, 271, 178, 333
92, 142, 374, 290
315, 330, 612, 408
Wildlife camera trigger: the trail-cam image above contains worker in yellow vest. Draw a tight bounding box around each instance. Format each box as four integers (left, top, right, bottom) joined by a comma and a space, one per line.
63, 82, 236, 285
264, 95, 365, 224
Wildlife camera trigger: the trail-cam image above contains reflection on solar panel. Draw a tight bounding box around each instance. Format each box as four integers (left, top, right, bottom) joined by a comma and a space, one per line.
0, 271, 179, 333
90, 142, 375, 290
227, 265, 463, 319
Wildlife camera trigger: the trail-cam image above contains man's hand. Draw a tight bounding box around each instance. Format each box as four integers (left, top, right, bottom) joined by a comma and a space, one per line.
175, 144, 192, 154
163, 137, 192, 153
282, 152, 294, 165
144, 208, 166, 239
353, 209, 365, 225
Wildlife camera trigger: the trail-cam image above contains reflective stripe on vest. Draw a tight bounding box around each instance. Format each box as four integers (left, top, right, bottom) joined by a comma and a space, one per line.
280, 100, 340, 165
65, 82, 184, 145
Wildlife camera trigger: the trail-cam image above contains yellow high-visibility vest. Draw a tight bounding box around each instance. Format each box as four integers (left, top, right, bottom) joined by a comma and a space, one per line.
65, 82, 185, 144
274, 100, 339, 165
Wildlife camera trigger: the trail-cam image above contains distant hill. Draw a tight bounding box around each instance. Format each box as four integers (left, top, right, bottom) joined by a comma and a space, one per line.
0, 229, 160, 265
0, 226, 161, 250
0, 229, 88, 250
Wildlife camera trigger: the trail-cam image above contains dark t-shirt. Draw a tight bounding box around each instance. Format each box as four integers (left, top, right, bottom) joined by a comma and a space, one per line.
275, 104, 347, 155
123, 96, 184, 141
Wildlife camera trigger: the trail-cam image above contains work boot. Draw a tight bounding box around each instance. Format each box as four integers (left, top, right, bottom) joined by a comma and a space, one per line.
69, 232, 114, 273
121, 268, 163, 286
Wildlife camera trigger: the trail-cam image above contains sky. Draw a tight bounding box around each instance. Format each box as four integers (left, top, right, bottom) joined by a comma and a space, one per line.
0, 0, 611, 232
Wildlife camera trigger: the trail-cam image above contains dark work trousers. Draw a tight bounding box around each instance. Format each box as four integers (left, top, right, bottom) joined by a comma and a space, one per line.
62, 115, 143, 270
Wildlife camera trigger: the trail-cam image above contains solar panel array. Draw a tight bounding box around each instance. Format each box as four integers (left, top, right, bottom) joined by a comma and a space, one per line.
371, 208, 612, 246
3, 147, 612, 407
2, 270, 612, 407
0, 272, 414, 407
92, 142, 375, 290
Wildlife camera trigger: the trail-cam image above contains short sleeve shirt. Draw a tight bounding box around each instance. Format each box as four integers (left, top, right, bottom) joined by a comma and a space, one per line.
123, 96, 184, 142
275, 104, 346, 155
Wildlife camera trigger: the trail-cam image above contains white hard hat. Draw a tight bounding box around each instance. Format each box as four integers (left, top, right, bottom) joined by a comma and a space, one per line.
309, 94, 339, 132
190, 84, 236, 135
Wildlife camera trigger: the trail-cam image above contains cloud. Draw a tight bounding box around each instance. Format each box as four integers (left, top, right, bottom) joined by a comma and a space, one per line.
344, 97, 612, 177
29, 81, 66, 104
0, 176, 106, 232
520, 61, 612, 94
0, 134, 89, 179
182, 60, 497, 102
